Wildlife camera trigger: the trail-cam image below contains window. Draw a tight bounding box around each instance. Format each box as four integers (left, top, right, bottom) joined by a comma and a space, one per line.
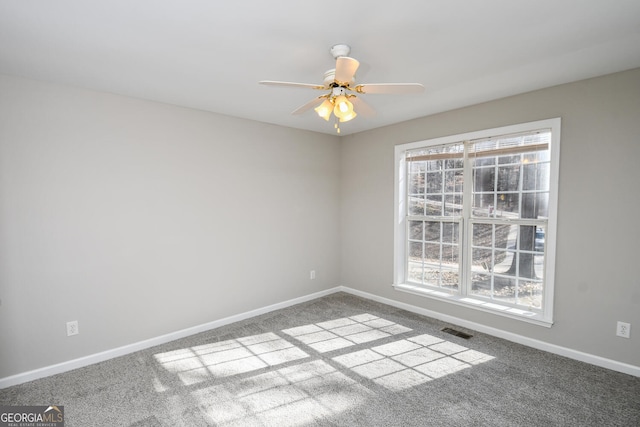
394, 119, 560, 326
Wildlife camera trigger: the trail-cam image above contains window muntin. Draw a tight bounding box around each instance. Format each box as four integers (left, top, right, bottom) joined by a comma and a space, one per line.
394, 119, 560, 326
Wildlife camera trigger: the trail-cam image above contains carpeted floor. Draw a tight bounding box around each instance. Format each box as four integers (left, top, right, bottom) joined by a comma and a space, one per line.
1, 292, 639, 426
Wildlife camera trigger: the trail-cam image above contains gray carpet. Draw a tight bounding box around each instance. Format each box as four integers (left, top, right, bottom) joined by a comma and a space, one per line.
1, 292, 639, 426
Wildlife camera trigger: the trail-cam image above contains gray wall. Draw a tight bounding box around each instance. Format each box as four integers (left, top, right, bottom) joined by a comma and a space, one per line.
340, 68, 640, 366
0, 75, 341, 378
1, 68, 639, 380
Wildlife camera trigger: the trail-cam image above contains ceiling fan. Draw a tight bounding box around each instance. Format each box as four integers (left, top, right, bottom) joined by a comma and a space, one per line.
259, 44, 424, 133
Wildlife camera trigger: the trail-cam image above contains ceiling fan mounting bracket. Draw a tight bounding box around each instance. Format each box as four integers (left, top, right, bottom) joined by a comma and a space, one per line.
330, 44, 351, 59
325, 71, 354, 89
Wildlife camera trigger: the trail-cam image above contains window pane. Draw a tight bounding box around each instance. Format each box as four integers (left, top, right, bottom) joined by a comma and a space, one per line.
535, 226, 545, 253
445, 158, 464, 169
409, 197, 424, 215
410, 161, 426, 173
519, 224, 537, 251
494, 275, 516, 302
409, 220, 423, 241
473, 193, 496, 217
497, 224, 515, 250
472, 223, 493, 248
522, 163, 549, 191
523, 155, 550, 187
471, 272, 490, 295
533, 253, 545, 280
536, 193, 549, 218
408, 261, 423, 284
520, 194, 542, 220
474, 167, 495, 192
442, 244, 458, 264
444, 194, 463, 216
424, 243, 441, 263
442, 222, 459, 244
429, 160, 443, 171
426, 195, 442, 215
492, 249, 515, 274
424, 222, 440, 242
472, 223, 515, 251
423, 267, 441, 287
425, 171, 442, 194
496, 193, 519, 216
496, 165, 519, 192
445, 170, 463, 193
520, 279, 543, 309
441, 270, 459, 291
424, 268, 459, 291
408, 172, 424, 195
520, 193, 549, 219
472, 248, 493, 272
408, 241, 423, 262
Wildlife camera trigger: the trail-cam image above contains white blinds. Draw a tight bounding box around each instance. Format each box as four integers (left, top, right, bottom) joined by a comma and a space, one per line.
468, 129, 551, 159
406, 129, 551, 162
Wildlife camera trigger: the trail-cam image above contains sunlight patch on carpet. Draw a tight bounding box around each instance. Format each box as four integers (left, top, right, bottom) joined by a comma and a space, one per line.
154, 332, 310, 385
333, 334, 495, 391
193, 360, 372, 427
282, 313, 412, 353
152, 313, 496, 424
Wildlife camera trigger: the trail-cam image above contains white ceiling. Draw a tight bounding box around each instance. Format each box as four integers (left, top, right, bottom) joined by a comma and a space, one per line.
1, 1, 639, 136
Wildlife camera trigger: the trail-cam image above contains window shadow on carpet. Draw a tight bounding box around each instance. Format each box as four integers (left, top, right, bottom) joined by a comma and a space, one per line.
152, 313, 494, 426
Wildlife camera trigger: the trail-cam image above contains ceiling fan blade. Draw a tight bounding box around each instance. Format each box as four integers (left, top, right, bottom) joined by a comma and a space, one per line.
350, 96, 376, 117
355, 83, 425, 95
334, 57, 360, 85
291, 96, 326, 115
259, 80, 326, 90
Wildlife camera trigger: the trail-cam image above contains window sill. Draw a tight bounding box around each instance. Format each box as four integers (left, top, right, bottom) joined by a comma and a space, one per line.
392, 283, 553, 328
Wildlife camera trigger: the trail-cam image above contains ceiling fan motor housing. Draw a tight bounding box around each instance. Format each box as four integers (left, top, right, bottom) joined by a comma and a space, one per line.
324, 69, 355, 87
323, 69, 336, 87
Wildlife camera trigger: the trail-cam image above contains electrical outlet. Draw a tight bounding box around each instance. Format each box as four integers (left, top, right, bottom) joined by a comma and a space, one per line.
310, 270, 316, 280
616, 321, 630, 338
66, 320, 79, 336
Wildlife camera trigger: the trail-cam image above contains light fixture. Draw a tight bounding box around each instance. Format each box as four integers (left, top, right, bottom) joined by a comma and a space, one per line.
314, 99, 333, 121
333, 95, 357, 122
312, 88, 360, 133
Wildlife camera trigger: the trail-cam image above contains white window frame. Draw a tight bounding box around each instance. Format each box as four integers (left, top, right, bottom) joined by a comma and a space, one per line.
393, 118, 561, 326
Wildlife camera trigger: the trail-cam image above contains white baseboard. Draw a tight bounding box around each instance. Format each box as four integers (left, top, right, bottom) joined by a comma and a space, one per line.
2, 285, 637, 388
0, 286, 341, 389
338, 286, 640, 378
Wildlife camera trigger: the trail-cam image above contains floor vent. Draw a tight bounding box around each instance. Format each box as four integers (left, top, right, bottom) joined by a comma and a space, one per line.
441, 327, 473, 339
